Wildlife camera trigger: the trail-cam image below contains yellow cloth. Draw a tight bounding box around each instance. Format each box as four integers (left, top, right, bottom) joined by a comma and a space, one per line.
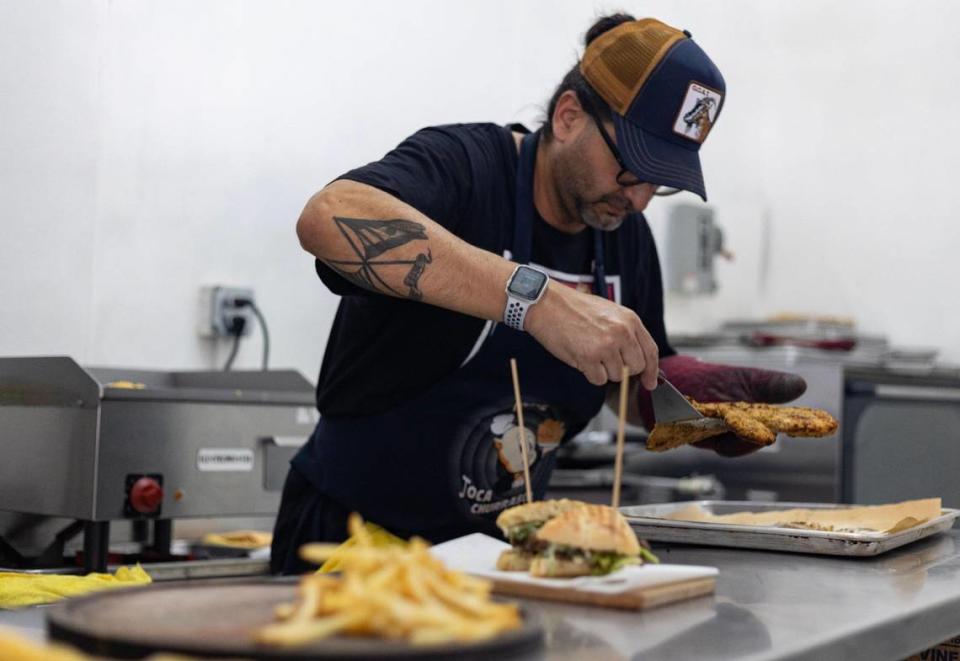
0, 564, 151, 609
0, 628, 89, 660
317, 522, 406, 573
0, 626, 198, 660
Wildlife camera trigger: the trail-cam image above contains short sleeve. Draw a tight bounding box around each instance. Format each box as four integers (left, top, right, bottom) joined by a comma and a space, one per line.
315, 127, 476, 297
337, 126, 474, 232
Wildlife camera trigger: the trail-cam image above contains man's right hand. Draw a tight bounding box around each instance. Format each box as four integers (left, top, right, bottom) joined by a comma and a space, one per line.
524, 282, 659, 389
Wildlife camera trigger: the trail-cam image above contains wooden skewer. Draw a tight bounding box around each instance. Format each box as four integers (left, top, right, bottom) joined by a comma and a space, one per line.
509, 358, 534, 504
612, 365, 629, 509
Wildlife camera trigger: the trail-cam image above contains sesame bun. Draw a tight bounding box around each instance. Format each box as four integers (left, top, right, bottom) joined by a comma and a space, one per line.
495, 499, 586, 532
534, 504, 641, 556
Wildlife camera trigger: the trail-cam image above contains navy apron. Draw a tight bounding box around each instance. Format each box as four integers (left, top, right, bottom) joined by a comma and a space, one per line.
291, 131, 608, 541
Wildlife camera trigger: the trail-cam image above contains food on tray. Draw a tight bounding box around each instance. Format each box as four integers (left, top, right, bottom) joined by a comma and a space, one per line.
647, 400, 839, 452
254, 514, 521, 647
527, 504, 658, 577
104, 380, 146, 390
495, 499, 586, 571
201, 530, 272, 548
663, 498, 942, 535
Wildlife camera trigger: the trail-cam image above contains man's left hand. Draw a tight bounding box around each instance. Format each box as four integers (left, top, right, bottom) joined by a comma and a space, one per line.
636, 354, 807, 457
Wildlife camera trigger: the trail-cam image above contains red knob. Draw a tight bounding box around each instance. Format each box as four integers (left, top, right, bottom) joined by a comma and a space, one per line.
130, 477, 164, 513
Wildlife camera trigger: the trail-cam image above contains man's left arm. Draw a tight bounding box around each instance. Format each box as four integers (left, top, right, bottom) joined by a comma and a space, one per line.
607, 355, 808, 457
602, 215, 806, 456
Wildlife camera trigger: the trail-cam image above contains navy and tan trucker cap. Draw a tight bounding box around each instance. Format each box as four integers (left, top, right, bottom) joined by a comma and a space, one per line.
580, 18, 725, 201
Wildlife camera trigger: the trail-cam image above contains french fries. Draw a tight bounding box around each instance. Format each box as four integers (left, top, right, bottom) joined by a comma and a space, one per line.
255, 514, 521, 647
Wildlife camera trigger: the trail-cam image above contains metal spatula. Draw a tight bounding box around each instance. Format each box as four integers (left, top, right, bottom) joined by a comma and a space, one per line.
651, 371, 726, 429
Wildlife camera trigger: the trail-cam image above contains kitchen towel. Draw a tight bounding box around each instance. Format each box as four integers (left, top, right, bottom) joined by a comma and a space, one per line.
0, 564, 151, 609
0, 627, 88, 660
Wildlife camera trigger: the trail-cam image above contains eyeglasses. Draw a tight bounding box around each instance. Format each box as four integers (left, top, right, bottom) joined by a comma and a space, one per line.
584, 107, 683, 197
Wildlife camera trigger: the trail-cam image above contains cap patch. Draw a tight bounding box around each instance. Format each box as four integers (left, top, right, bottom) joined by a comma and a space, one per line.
673, 82, 722, 143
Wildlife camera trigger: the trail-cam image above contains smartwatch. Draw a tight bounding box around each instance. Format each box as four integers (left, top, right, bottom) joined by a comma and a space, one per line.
503, 265, 549, 331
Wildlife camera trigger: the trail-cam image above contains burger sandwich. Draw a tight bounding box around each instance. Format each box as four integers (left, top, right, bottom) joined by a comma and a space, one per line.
495, 499, 586, 571
529, 504, 658, 577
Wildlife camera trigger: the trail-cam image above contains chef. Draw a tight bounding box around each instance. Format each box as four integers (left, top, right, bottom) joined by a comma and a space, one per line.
271, 14, 806, 574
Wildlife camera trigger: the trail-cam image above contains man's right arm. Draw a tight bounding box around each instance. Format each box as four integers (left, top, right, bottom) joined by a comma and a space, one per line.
297, 179, 660, 389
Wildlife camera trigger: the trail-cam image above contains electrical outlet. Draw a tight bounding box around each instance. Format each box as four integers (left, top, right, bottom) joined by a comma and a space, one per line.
198, 286, 255, 338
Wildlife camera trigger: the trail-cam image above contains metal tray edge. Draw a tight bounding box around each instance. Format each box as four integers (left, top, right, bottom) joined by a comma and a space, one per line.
620, 501, 959, 543
627, 516, 955, 557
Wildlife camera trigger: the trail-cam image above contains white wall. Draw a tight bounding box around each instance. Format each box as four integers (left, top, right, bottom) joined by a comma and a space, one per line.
650, 1, 960, 362
1, 0, 957, 381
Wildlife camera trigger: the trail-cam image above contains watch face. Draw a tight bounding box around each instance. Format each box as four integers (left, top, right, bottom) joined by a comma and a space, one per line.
509, 266, 548, 300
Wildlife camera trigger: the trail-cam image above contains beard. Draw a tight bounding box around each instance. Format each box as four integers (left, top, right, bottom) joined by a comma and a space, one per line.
553, 142, 632, 232
576, 192, 631, 231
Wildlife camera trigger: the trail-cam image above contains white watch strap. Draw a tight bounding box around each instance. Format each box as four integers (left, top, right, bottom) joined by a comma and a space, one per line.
504, 296, 531, 331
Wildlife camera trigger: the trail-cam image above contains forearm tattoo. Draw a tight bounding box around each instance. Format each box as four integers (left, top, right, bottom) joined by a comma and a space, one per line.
402, 251, 433, 300
325, 216, 432, 299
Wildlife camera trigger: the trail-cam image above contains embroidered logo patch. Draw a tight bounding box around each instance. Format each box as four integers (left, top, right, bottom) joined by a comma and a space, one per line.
673, 82, 722, 143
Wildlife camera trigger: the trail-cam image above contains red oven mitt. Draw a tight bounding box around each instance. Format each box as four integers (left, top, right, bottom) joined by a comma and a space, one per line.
638, 354, 807, 457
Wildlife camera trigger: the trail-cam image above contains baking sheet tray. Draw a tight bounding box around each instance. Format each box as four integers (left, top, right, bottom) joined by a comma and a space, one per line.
620, 501, 960, 557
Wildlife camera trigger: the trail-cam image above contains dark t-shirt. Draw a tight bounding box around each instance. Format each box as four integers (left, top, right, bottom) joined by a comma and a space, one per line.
314, 123, 674, 417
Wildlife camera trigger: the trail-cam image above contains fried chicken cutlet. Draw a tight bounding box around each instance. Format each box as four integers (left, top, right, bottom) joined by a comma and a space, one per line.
647, 400, 838, 452
695, 402, 839, 437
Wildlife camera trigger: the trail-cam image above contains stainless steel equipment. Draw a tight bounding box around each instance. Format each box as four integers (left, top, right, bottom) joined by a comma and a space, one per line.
0, 356, 316, 572
663, 203, 729, 296
549, 431, 726, 505
842, 365, 960, 508
547, 468, 725, 506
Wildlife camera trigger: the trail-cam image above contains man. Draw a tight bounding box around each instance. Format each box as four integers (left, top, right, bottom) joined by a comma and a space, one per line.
271, 14, 805, 574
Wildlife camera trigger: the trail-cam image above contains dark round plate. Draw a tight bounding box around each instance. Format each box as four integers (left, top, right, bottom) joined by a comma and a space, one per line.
47, 578, 543, 660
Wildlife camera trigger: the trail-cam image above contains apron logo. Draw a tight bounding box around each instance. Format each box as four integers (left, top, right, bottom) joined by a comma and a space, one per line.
489, 413, 566, 488
458, 475, 494, 503
456, 407, 569, 517
537, 418, 566, 445
491, 414, 538, 488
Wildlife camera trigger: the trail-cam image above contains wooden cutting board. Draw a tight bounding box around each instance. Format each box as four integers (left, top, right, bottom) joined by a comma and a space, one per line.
47, 579, 543, 660
431, 533, 717, 611
487, 575, 716, 610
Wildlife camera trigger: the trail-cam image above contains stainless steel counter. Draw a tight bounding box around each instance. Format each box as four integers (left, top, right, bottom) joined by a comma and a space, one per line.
3, 531, 960, 659
526, 529, 960, 660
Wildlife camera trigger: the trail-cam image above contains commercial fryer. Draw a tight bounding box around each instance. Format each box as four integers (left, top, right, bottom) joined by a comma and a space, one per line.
0, 356, 316, 572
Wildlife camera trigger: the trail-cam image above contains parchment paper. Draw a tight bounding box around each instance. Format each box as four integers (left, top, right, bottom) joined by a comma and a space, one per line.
662, 498, 942, 534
